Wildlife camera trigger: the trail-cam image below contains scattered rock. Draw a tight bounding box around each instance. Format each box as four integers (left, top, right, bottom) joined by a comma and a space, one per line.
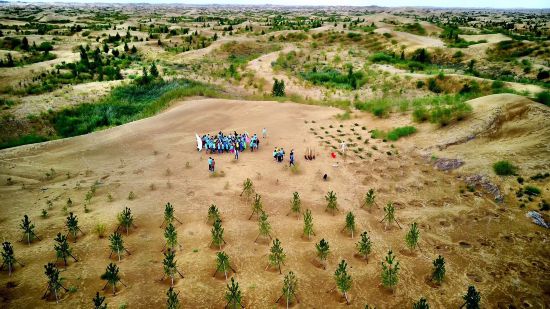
464, 174, 503, 202
434, 158, 465, 171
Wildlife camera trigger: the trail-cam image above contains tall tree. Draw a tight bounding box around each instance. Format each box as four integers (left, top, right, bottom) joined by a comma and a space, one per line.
315, 239, 330, 269
276, 271, 299, 308
334, 260, 352, 305
302, 209, 315, 240
267, 238, 286, 274
325, 191, 338, 215
413, 297, 430, 309
54, 233, 78, 267
161, 249, 184, 286
255, 211, 272, 242
225, 277, 244, 309
164, 223, 179, 252
381, 250, 400, 292
213, 251, 236, 280
288, 192, 301, 218
207, 204, 221, 223
166, 286, 180, 309
66, 212, 84, 242
117, 207, 135, 235
42, 263, 68, 303
109, 232, 130, 261
20, 214, 40, 245
92, 292, 107, 309
210, 219, 226, 250
356, 230, 372, 262
343, 212, 356, 238
249, 194, 263, 220
431, 255, 446, 285
461, 286, 481, 309
101, 263, 126, 295
362, 188, 376, 209
380, 202, 401, 229
1, 242, 24, 276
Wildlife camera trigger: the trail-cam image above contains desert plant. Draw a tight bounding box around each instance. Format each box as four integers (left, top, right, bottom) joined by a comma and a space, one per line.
272, 78, 286, 97
207, 204, 221, 223
432, 255, 445, 284
325, 191, 338, 214
413, 297, 430, 309
66, 212, 84, 242
161, 249, 184, 286
240, 178, 254, 199
363, 189, 375, 209
166, 286, 180, 309
256, 211, 272, 242
54, 233, 78, 267
85, 190, 93, 204
164, 223, 179, 252
315, 239, 330, 267
67, 198, 73, 207
267, 238, 286, 274
225, 277, 244, 309
405, 222, 420, 251
211, 219, 226, 250
461, 286, 481, 309
381, 202, 401, 229
493, 161, 517, 176
42, 262, 68, 303
128, 191, 136, 200
161, 202, 182, 227
381, 250, 400, 292
356, 231, 372, 262
109, 232, 130, 261
101, 263, 126, 295
20, 214, 40, 245
249, 194, 263, 220
213, 251, 236, 280
92, 291, 107, 309
303, 209, 315, 240
334, 260, 352, 305
1, 242, 23, 276
117, 207, 135, 235
276, 271, 299, 308
94, 223, 106, 238
41, 209, 48, 218
343, 212, 356, 238
288, 192, 301, 218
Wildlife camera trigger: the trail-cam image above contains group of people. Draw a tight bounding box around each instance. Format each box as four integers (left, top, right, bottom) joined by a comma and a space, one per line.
273, 147, 295, 166
201, 131, 261, 158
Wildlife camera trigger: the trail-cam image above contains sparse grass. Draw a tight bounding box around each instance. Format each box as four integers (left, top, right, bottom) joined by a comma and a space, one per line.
94, 223, 106, 238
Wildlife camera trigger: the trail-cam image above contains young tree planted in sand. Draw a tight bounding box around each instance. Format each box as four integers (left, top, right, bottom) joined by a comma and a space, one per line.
432, 255, 446, 285
249, 194, 263, 220
334, 260, 352, 305
267, 238, 286, 274
66, 212, 84, 242
272, 78, 286, 97
461, 285, 481, 309
381, 250, 400, 292
413, 297, 430, 309
92, 292, 107, 309
288, 192, 301, 218
166, 286, 180, 309
164, 223, 179, 252
315, 239, 330, 268
1, 242, 24, 276
207, 204, 221, 223
325, 191, 338, 215
225, 277, 244, 309
117, 207, 135, 235
240, 178, 254, 200
380, 202, 401, 229
109, 232, 131, 261
276, 271, 299, 308
363, 189, 376, 209
405, 222, 420, 251
256, 211, 273, 242
20, 214, 40, 245
43, 262, 68, 303
211, 219, 226, 250
161, 249, 184, 287
214, 251, 236, 280
101, 263, 126, 295
54, 233, 78, 267
343, 212, 356, 238
356, 231, 372, 263
161, 202, 182, 228
303, 209, 315, 240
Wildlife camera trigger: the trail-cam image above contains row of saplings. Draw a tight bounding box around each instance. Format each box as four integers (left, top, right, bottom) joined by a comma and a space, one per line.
0, 179, 482, 308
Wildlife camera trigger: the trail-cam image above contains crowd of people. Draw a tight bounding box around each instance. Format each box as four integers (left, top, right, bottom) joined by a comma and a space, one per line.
201, 131, 260, 156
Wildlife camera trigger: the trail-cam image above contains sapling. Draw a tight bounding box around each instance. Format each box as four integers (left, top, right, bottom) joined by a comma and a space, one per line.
405, 222, 420, 251
210, 219, 226, 250
41, 209, 48, 218
275, 271, 299, 308
380, 202, 401, 229
432, 255, 446, 284
381, 250, 400, 292
20, 214, 40, 245
109, 232, 130, 261
461, 285, 481, 309
166, 286, 180, 309
161, 249, 184, 286
54, 233, 78, 267
1, 242, 24, 276
288, 192, 301, 218
267, 238, 286, 274
334, 260, 352, 305
207, 204, 221, 223
42, 262, 68, 303
303, 209, 315, 239
101, 263, 126, 295
92, 291, 107, 309
413, 297, 430, 309
325, 191, 338, 214
343, 212, 356, 238
213, 251, 236, 280
315, 239, 330, 268
255, 211, 272, 242
240, 178, 254, 200
356, 231, 372, 263
363, 188, 375, 209
225, 277, 244, 309
161, 202, 182, 227
164, 222, 179, 252
249, 194, 263, 220
66, 212, 84, 242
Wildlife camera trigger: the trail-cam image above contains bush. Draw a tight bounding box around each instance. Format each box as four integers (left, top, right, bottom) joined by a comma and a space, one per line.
386, 126, 417, 141
0, 134, 50, 150
535, 91, 550, 106
493, 161, 517, 176
524, 186, 541, 197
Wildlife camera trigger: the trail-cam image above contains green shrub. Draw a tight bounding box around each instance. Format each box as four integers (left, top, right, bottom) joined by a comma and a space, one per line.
536, 91, 550, 106
386, 126, 417, 141
524, 186, 541, 197
0, 134, 50, 150
493, 161, 517, 176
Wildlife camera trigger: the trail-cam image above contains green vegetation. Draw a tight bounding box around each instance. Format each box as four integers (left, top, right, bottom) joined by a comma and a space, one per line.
493, 160, 517, 176
300, 66, 366, 90
396, 22, 426, 35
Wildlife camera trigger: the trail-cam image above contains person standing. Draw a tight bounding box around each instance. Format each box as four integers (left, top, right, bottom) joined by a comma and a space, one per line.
289, 149, 295, 167
262, 127, 267, 139
208, 157, 213, 172
211, 158, 216, 173
235, 147, 239, 160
